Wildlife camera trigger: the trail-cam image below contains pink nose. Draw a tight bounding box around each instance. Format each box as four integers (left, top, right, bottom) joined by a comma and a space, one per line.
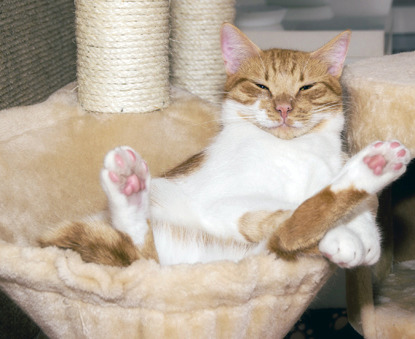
276, 104, 292, 119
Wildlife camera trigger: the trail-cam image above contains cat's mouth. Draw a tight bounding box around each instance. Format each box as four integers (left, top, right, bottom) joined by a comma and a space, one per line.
260, 120, 296, 130
252, 111, 308, 139
258, 120, 307, 139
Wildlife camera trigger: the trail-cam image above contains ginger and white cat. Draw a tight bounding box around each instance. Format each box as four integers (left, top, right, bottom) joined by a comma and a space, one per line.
41, 24, 410, 268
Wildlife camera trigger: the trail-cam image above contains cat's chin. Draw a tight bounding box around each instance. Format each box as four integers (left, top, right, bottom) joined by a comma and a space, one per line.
261, 124, 304, 140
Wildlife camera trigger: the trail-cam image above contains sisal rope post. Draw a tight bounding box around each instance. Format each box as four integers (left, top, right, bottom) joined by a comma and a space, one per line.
170, 0, 236, 105
75, 0, 170, 114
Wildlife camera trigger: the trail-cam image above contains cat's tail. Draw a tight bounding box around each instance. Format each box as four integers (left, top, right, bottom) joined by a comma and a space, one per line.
39, 218, 158, 267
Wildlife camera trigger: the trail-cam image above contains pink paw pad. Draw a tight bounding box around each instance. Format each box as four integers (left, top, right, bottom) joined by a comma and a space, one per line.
394, 163, 403, 171
109, 171, 120, 183
104, 147, 150, 199
126, 149, 136, 162
364, 141, 409, 176
363, 154, 386, 175
123, 174, 141, 196
115, 154, 125, 168
397, 149, 406, 157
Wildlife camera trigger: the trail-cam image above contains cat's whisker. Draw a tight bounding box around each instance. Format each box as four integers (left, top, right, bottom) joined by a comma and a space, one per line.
189, 115, 257, 127
310, 102, 342, 113
311, 107, 340, 114
314, 101, 341, 108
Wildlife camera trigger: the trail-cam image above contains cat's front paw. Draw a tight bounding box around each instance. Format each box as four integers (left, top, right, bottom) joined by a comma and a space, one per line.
319, 227, 380, 268
335, 140, 410, 195
360, 140, 410, 193
364, 140, 409, 176
101, 146, 150, 207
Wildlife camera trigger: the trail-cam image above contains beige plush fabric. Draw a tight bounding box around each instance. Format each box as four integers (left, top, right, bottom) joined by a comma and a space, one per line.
343, 52, 415, 339
346, 263, 415, 339
342, 51, 415, 157
373, 261, 415, 338
0, 84, 333, 338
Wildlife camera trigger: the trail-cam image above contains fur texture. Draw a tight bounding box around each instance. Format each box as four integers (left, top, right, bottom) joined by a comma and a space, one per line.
343, 51, 415, 157
2, 84, 334, 339
1, 49, 414, 339
0, 83, 333, 337
41, 25, 410, 268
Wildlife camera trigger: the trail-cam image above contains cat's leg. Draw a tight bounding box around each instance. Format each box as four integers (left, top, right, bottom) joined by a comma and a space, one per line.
101, 146, 156, 256
330, 140, 410, 194
316, 141, 410, 266
200, 196, 295, 242
269, 140, 410, 263
318, 141, 410, 266
318, 204, 380, 267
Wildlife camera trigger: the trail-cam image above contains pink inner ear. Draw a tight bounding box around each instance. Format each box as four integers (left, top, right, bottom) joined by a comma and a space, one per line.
221, 25, 242, 74
221, 24, 260, 74
312, 31, 351, 78
221, 33, 238, 74
327, 36, 350, 76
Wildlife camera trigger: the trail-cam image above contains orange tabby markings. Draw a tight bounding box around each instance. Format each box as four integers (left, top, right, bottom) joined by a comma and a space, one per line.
239, 210, 292, 243
164, 151, 206, 178
223, 28, 348, 140
41, 25, 406, 268
39, 219, 158, 266
268, 186, 368, 260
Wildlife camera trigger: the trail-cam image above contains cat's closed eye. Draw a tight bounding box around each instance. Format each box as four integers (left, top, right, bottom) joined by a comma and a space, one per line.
299, 84, 314, 92
256, 83, 270, 91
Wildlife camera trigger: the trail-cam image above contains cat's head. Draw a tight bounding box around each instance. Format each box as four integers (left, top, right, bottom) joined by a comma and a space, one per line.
221, 24, 351, 139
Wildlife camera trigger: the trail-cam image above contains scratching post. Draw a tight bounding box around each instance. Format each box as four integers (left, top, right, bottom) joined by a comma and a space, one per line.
170, 0, 236, 104
75, 0, 170, 113
342, 52, 415, 338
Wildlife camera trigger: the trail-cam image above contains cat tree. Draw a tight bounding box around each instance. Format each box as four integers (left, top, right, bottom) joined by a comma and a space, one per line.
0, 1, 334, 338
169, 0, 235, 104
342, 52, 415, 338
76, 0, 233, 112
76, 0, 170, 113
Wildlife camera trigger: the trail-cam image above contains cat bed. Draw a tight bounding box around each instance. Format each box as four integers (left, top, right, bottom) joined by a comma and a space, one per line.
342, 51, 415, 339
0, 83, 334, 338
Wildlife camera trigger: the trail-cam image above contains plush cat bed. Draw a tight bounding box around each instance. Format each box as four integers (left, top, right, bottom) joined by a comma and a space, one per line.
0, 83, 333, 338
342, 51, 415, 339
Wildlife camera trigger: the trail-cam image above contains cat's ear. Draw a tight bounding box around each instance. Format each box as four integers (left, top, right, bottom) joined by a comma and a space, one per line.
221, 23, 261, 75
311, 30, 351, 78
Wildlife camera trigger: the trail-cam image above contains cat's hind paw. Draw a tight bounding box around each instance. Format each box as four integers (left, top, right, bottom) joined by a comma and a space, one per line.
101, 146, 150, 208
319, 227, 380, 268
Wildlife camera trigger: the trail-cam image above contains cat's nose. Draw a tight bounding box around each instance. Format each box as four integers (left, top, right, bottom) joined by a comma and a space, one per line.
276, 104, 292, 120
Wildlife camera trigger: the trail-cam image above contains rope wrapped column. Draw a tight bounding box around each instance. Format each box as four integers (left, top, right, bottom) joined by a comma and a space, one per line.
75, 0, 170, 113
170, 0, 236, 104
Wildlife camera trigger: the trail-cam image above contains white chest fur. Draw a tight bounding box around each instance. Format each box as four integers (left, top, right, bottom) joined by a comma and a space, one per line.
183, 119, 343, 208
150, 104, 345, 264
